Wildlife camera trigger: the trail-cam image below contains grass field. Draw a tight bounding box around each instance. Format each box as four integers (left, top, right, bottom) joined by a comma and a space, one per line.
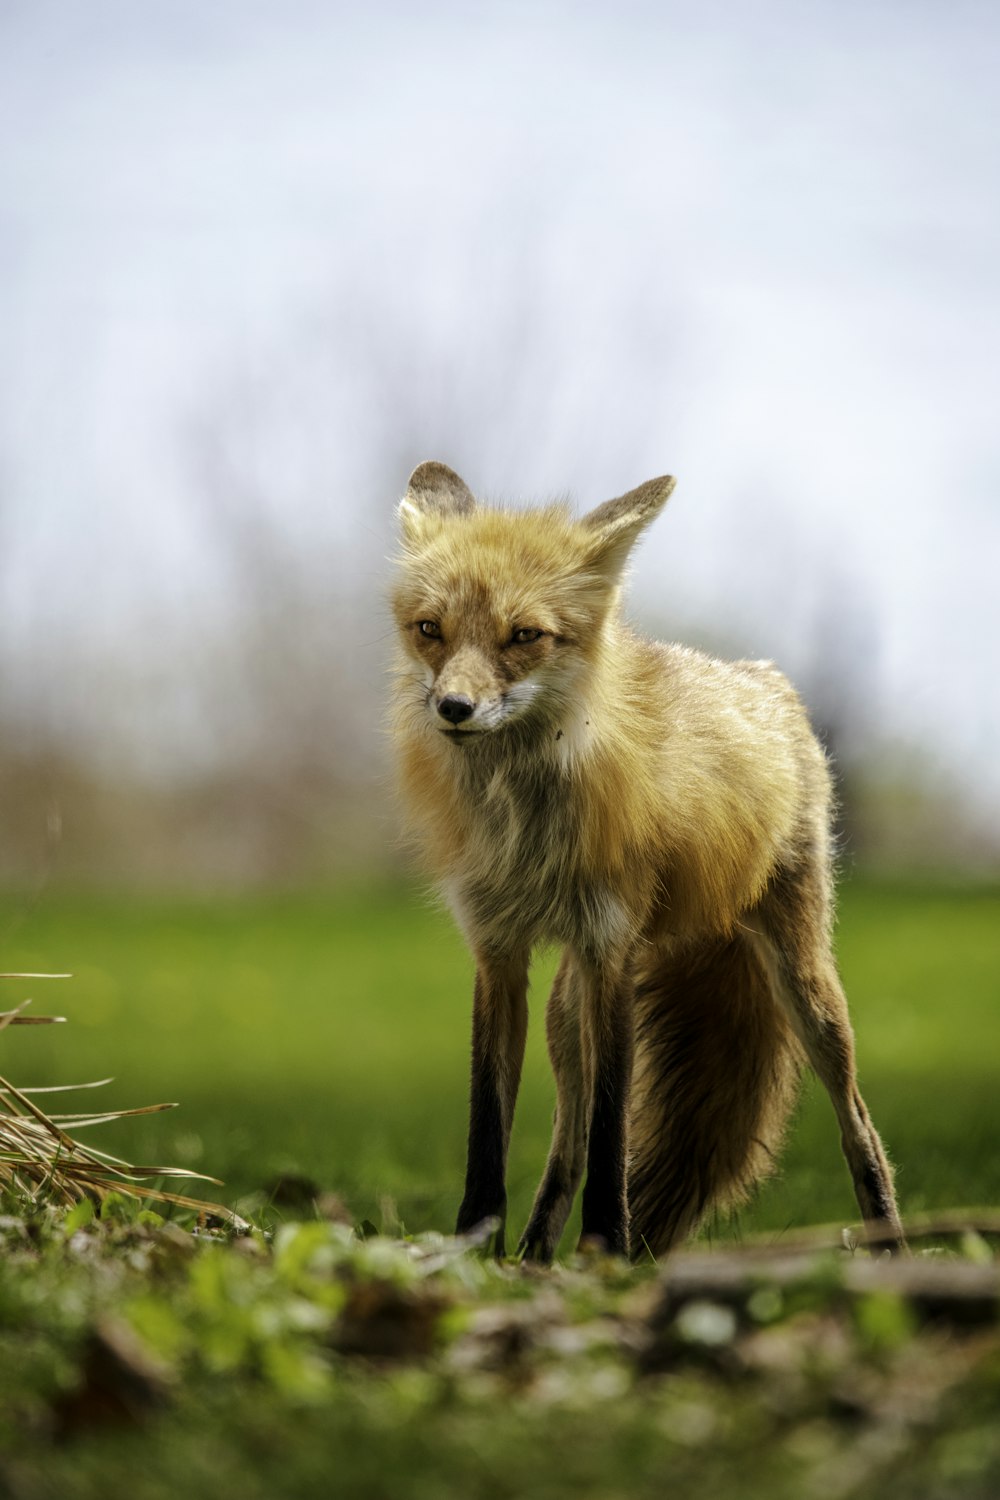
2, 876, 999, 1500
4, 876, 999, 1241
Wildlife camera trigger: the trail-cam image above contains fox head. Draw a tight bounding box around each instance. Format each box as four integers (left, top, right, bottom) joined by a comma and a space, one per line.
392, 462, 676, 742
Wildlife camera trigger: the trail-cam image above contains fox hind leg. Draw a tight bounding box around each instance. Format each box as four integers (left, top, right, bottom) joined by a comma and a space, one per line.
752, 866, 905, 1250
773, 953, 903, 1244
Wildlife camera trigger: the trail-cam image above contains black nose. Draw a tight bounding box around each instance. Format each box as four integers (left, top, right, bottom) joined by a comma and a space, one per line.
437, 694, 475, 725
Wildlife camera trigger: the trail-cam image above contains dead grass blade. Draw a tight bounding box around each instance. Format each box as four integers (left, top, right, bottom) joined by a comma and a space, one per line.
0, 972, 245, 1228
0, 1002, 67, 1030
0, 1079, 116, 1096
0, 972, 72, 980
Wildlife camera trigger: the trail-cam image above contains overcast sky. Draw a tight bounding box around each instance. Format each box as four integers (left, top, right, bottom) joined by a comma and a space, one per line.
1, 1, 998, 821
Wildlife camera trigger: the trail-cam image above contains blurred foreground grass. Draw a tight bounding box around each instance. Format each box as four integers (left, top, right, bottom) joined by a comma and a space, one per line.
2, 877, 999, 1242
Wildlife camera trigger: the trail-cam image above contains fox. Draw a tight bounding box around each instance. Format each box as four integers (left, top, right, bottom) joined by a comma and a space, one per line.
391, 460, 905, 1261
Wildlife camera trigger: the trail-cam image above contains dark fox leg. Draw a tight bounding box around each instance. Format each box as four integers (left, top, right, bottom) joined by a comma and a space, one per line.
522, 953, 634, 1260
752, 866, 905, 1251
455, 951, 529, 1256
577, 960, 635, 1257
519, 954, 590, 1262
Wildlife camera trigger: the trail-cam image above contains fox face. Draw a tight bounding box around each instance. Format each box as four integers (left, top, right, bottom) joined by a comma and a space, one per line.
405, 612, 559, 738
393, 462, 676, 743
394, 548, 585, 740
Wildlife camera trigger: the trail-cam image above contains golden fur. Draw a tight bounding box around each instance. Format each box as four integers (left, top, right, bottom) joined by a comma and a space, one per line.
391, 461, 903, 1260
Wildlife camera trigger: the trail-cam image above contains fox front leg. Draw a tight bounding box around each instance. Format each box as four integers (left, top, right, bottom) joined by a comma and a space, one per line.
455, 951, 529, 1257
519, 954, 590, 1263
578, 961, 634, 1257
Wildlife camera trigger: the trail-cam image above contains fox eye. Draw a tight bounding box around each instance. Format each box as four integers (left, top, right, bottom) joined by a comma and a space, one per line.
418, 621, 442, 639
510, 627, 544, 645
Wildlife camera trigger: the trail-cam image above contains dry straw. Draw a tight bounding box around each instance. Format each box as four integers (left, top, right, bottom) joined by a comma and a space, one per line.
0, 973, 242, 1224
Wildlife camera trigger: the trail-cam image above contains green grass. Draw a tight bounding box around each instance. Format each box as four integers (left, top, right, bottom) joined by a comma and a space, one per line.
2, 876, 999, 1500
2, 876, 999, 1241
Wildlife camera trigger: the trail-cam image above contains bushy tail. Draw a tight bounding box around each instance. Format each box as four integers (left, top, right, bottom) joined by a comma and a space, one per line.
628, 932, 803, 1259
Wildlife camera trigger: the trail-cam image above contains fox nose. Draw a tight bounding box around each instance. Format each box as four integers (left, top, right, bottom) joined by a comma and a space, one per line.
437, 694, 475, 725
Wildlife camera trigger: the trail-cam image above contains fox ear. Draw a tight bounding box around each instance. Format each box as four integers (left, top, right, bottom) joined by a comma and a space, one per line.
581, 475, 676, 576
399, 461, 476, 543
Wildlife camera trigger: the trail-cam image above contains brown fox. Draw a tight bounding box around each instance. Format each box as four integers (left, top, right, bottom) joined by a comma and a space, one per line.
391, 460, 904, 1260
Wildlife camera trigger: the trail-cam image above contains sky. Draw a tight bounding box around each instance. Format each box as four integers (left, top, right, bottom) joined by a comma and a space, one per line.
1, 0, 998, 822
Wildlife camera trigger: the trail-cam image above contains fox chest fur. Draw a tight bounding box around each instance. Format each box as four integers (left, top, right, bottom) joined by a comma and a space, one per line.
432, 741, 644, 959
